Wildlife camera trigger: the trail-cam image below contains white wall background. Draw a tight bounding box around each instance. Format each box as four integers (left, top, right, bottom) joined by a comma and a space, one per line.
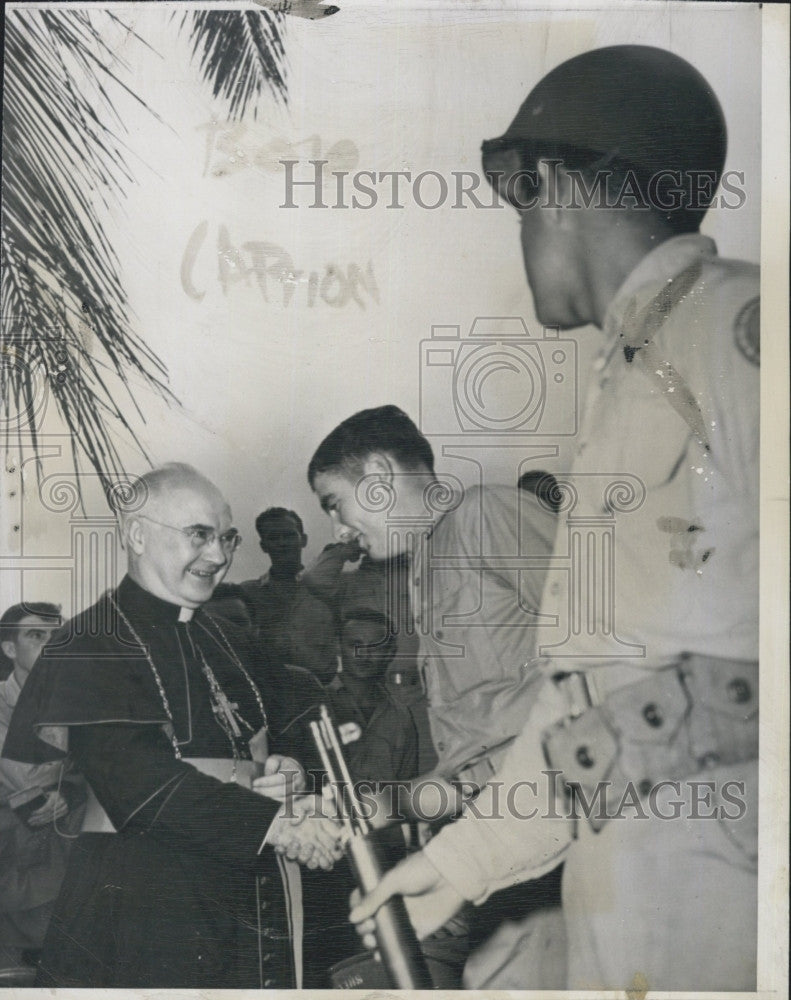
2, 0, 762, 611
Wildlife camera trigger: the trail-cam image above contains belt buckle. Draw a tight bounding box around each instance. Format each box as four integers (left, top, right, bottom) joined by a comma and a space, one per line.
552, 670, 600, 719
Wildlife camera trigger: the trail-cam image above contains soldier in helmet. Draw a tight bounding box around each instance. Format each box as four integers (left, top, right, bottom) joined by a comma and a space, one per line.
350, 45, 759, 991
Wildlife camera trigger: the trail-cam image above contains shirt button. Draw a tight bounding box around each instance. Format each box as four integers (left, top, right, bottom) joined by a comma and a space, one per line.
260, 900, 268, 911
436, 629, 443, 639
262, 952, 273, 963
264, 979, 276, 987
259, 875, 268, 887
437, 741, 445, 752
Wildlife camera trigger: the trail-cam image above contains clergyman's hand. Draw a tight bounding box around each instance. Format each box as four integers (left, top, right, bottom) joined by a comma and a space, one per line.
266, 794, 347, 870
349, 849, 465, 944
28, 789, 69, 827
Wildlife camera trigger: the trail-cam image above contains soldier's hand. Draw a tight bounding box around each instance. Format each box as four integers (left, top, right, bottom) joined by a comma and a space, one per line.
349, 850, 465, 943
252, 755, 307, 802
267, 795, 347, 870
337, 538, 363, 563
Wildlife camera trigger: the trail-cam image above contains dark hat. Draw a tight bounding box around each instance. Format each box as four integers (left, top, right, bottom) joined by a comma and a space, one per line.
483, 45, 726, 183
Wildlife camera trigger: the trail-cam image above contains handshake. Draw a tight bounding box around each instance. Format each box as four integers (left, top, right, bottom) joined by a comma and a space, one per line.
255, 754, 348, 870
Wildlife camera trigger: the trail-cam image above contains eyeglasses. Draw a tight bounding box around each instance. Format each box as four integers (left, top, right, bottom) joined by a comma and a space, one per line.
138, 515, 242, 552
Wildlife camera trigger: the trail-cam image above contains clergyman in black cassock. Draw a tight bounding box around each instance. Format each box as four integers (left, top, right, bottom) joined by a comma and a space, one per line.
2, 465, 340, 987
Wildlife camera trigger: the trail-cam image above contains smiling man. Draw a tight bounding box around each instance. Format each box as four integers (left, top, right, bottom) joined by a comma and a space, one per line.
308, 405, 559, 791
308, 406, 564, 987
2, 463, 344, 988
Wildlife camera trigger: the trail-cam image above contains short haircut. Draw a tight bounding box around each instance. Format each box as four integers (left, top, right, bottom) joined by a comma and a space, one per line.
0, 602, 62, 676
308, 406, 435, 487
517, 469, 563, 514
255, 507, 304, 538
1, 602, 62, 635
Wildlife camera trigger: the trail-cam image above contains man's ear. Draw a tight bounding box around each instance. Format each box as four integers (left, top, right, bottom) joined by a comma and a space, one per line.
124, 515, 146, 556
300, 533, 308, 549
361, 452, 395, 480
1, 639, 17, 662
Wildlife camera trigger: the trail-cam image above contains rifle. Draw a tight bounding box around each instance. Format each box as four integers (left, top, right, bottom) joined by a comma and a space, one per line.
311, 704, 433, 989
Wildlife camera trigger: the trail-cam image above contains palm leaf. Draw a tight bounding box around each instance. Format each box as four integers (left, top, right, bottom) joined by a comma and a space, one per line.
1, 6, 288, 503
1, 7, 173, 497
179, 9, 287, 119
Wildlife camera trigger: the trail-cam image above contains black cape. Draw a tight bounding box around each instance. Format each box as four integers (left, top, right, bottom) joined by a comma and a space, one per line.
2, 576, 318, 988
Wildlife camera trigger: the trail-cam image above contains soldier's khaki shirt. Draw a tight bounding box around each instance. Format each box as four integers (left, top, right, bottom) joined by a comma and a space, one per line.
536, 234, 759, 668
424, 235, 760, 899
409, 484, 557, 778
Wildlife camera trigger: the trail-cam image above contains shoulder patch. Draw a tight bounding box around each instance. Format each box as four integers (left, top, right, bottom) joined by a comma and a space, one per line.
734, 296, 760, 366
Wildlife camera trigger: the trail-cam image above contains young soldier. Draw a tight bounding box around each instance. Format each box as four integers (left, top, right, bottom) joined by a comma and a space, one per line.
308, 404, 558, 796
240, 508, 338, 683
0, 603, 85, 967
309, 405, 564, 986
327, 607, 419, 784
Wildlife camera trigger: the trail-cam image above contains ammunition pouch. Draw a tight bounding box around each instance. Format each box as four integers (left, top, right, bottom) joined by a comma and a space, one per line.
542, 654, 758, 830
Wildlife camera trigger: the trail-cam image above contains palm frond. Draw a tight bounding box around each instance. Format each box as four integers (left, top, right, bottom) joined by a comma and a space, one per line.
179, 9, 287, 119
1, 6, 290, 503
1, 8, 174, 497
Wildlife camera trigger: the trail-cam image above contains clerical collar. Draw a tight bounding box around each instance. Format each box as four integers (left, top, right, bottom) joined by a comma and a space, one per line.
116, 575, 199, 626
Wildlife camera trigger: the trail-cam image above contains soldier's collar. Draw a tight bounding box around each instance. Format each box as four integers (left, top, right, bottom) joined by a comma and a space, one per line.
602, 233, 716, 348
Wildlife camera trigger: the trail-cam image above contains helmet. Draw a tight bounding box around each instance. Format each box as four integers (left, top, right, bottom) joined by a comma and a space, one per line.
482, 46, 726, 205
